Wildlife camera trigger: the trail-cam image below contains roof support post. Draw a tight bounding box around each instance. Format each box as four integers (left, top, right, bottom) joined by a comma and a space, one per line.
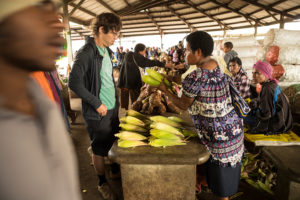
280, 14, 285, 29
160, 34, 163, 50
63, 0, 74, 66
254, 22, 258, 37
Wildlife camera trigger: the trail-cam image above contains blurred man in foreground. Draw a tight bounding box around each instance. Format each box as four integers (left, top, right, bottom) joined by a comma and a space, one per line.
0, 1, 81, 199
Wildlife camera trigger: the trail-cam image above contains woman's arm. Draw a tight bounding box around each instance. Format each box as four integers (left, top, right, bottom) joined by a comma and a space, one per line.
157, 79, 194, 110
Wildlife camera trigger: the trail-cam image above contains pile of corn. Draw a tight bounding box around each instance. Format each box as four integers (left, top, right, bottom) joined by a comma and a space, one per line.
116, 110, 198, 148
241, 151, 277, 196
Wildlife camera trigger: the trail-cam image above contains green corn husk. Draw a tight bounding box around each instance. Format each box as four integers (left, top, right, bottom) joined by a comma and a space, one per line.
146, 68, 163, 82
167, 116, 186, 124
126, 109, 148, 120
150, 122, 184, 137
150, 129, 183, 140
182, 129, 198, 137
149, 115, 182, 128
115, 131, 147, 141
149, 138, 186, 147
120, 116, 146, 127
148, 136, 156, 142
118, 140, 148, 148
146, 68, 171, 87
142, 75, 160, 86
245, 179, 261, 190
119, 123, 147, 133
257, 180, 274, 195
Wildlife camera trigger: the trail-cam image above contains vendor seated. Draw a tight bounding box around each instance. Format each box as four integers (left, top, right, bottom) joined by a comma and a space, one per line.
229, 57, 250, 99
245, 61, 293, 134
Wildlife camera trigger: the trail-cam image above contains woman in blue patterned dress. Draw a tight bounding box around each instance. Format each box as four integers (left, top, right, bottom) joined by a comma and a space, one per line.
157, 31, 244, 200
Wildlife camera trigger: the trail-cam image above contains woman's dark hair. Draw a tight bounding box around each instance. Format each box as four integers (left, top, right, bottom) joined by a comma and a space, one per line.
224, 41, 233, 49
186, 31, 214, 57
229, 57, 242, 66
92, 12, 122, 36
134, 43, 146, 53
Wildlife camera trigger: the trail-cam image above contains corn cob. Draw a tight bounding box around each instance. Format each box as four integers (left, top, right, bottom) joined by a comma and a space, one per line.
115, 131, 147, 141
150, 122, 184, 137
150, 129, 183, 140
167, 116, 186, 124
149, 115, 182, 128
182, 129, 198, 137
148, 136, 156, 142
146, 68, 163, 82
119, 123, 147, 133
145, 68, 171, 87
120, 116, 146, 127
149, 138, 186, 147
118, 140, 148, 148
126, 109, 148, 120
142, 75, 160, 86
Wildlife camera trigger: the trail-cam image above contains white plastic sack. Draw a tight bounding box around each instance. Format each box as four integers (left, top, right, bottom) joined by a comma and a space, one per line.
224, 36, 260, 47
240, 57, 257, 70
278, 46, 300, 65
234, 46, 261, 58
281, 64, 300, 82
264, 29, 300, 46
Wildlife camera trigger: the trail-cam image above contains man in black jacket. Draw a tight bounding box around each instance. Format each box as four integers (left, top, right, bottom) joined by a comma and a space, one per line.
117, 43, 174, 110
69, 13, 121, 200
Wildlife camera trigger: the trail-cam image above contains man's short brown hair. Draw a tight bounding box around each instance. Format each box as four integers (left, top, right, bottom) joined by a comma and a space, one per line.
92, 12, 122, 36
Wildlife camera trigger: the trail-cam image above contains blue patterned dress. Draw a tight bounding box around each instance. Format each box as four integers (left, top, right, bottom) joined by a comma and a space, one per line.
182, 67, 244, 167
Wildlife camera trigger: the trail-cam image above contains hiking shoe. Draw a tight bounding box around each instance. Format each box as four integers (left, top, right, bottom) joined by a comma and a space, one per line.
97, 183, 116, 200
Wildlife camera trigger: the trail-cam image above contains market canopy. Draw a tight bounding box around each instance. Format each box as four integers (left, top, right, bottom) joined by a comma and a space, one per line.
59, 0, 300, 40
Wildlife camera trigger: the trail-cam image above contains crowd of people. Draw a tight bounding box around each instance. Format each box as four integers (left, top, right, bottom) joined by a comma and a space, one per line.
0, 1, 294, 200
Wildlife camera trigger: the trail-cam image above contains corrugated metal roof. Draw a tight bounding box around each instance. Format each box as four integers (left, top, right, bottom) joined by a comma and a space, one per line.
59, 0, 300, 40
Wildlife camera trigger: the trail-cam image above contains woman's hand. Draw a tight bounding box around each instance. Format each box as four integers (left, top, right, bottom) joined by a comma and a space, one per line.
165, 63, 174, 68
157, 78, 167, 93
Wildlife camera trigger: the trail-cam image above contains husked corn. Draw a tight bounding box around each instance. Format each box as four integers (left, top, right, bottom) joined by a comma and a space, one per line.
118, 140, 148, 148
115, 131, 147, 141
120, 116, 145, 127
149, 115, 181, 128
150, 122, 184, 137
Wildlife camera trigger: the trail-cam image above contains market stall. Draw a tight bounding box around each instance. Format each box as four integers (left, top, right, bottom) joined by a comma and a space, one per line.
108, 111, 210, 200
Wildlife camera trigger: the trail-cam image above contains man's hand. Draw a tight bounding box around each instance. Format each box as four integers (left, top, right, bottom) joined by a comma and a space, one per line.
165, 63, 174, 68
96, 104, 107, 116
175, 63, 185, 69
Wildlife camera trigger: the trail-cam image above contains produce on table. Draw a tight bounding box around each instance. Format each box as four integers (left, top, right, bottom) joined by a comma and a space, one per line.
150, 122, 184, 137
120, 116, 146, 127
132, 84, 181, 115
149, 115, 182, 128
150, 129, 183, 140
119, 123, 148, 133
115, 131, 148, 141
118, 140, 148, 148
148, 138, 186, 147
117, 110, 196, 148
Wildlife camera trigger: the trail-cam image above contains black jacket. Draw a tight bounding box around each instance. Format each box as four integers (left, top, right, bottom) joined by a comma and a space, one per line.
69, 37, 118, 120
117, 51, 165, 90
252, 80, 293, 134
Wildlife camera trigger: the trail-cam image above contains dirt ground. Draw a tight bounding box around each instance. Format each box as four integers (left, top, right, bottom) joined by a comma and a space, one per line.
70, 110, 277, 200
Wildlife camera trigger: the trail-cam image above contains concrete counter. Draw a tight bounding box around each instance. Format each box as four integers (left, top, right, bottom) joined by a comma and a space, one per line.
108, 138, 210, 200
